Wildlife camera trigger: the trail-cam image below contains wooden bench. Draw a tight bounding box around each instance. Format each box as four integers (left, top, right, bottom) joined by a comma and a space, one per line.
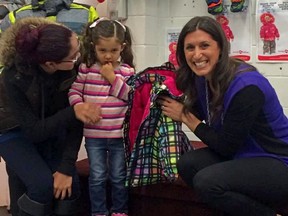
76, 141, 288, 216
76, 141, 222, 216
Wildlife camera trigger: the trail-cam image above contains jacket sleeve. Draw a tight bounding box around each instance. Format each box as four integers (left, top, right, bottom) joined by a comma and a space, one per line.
68, 65, 86, 106
158, 114, 192, 180
57, 117, 83, 176
109, 67, 135, 101
194, 85, 265, 158
4, 69, 78, 143
0, 12, 12, 32
4, 69, 83, 176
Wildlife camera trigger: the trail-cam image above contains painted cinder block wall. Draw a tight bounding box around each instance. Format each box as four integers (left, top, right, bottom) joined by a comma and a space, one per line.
125, 0, 288, 139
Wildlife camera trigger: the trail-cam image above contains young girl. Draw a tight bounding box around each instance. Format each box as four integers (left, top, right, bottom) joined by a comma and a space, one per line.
68, 18, 135, 216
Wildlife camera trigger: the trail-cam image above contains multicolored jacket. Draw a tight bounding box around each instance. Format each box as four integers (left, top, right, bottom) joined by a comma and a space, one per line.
123, 64, 192, 187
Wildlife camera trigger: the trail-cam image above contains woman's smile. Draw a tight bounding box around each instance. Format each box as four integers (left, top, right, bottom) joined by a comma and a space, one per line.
184, 29, 220, 78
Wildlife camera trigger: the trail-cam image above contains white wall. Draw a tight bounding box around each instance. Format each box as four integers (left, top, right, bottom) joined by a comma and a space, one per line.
73, 0, 288, 142
75, 0, 127, 19
125, 0, 288, 140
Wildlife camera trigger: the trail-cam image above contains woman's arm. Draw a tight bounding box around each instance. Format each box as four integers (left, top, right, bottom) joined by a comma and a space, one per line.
4, 69, 100, 142
161, 86, 265, 158
53, 117, 83, 199
160, 96, 202, 132
4, 78, 76, 142
195, 85, 264, 157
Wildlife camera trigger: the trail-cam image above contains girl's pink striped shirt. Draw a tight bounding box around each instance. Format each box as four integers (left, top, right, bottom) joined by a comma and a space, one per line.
68, 63, 135, 138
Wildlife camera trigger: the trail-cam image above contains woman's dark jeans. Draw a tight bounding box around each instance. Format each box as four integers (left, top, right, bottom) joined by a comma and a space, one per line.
0, 130, 80, 215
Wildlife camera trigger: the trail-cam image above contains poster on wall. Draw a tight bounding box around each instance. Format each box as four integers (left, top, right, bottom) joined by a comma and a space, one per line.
165, 0, 252, 66
217, 0, 252, 62
256, 0, 288, 62
166, 28, 181, 69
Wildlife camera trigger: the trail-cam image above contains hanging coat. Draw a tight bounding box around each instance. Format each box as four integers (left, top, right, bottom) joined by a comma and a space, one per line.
123, 64, 192, 187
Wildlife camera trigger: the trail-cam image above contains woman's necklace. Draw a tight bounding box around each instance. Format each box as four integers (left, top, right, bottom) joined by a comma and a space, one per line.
205, 80, 211, 126
205, 81, 225, 126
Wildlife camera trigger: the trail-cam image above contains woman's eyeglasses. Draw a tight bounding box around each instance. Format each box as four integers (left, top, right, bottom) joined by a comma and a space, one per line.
60, 52, 81, 64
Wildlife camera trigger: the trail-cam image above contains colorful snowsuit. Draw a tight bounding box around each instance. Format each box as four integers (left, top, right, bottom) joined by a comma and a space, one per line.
123, 64, 192, 187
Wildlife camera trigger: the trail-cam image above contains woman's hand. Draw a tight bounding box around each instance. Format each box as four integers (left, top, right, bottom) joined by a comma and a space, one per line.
73, 102, 101, 125
53, 172, 72, 200
159, 96, 184, 122
159, 96, 201, 132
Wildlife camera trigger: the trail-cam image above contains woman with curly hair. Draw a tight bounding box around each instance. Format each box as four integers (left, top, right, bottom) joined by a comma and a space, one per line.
0, 17, 101, 216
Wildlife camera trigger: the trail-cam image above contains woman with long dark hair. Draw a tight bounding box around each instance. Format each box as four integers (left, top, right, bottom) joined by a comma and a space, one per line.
160, 16, 288, 216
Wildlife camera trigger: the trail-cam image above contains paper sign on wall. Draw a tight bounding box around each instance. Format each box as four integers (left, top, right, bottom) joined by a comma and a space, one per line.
218, 0, 252, 62
256, 0, 288, 62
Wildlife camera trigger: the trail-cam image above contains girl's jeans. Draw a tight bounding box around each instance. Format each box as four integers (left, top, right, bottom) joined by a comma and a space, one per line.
85, 138, 128, 215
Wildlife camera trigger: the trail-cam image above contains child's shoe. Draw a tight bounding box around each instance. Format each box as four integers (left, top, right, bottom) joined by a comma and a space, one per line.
230, 0, 245, 12
111, 213, 128, 216
206, 0, 223, 15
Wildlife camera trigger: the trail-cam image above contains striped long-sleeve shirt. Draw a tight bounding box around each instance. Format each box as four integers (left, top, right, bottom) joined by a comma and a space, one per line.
68, 62, 135, 138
